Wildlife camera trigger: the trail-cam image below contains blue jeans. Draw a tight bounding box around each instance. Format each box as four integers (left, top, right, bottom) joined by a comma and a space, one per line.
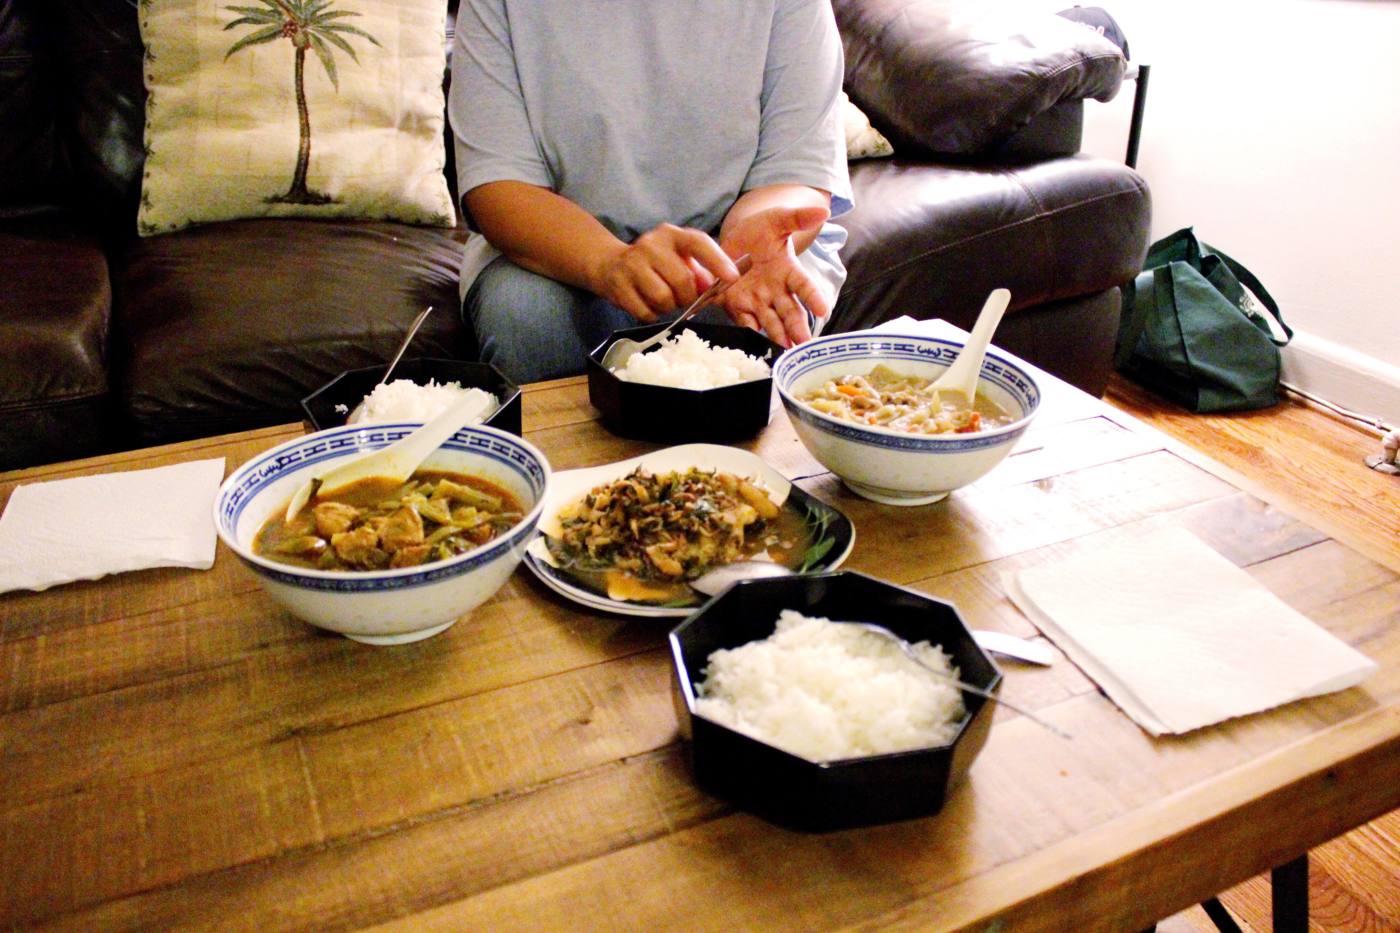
462, 254, 729, 384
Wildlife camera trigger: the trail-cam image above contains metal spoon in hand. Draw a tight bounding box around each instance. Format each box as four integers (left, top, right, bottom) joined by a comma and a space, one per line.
688, 561, 1054, 666
599, 256, 752, 372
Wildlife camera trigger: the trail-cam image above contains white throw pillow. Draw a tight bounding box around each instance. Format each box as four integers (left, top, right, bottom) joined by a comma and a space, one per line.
136, 0, 456, 236
841, 92, 895, 160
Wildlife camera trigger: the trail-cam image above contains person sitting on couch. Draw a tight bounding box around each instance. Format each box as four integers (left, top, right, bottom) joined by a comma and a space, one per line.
448, 0, 852, 383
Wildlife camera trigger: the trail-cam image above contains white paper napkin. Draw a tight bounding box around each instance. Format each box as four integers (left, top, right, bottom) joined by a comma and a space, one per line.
1004, 526, 1378, 735
0, 458, 226, 594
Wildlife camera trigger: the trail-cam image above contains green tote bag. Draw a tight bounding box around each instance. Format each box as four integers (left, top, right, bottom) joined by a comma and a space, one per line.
1115, 228, 1292, 413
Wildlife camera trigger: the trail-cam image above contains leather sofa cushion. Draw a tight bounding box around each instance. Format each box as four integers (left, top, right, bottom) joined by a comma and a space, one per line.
835, 0, 1125, 159
0, 0, 66, 215
831, 154, 1151, 335
0, 216, 113, 469
32, 0, 147, 232
984, 100, 1084, 164
112, 219, 471, 446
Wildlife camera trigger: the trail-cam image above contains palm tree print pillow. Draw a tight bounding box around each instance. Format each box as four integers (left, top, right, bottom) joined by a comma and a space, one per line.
136, 0, 455, 235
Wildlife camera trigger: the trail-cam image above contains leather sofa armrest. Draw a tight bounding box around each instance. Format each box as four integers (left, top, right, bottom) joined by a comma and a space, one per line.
834, 0, 1126, 159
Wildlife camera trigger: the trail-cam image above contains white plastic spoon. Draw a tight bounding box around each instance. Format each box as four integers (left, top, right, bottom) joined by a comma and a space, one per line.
284, 389, 490, 523
928, 287, 1012, 402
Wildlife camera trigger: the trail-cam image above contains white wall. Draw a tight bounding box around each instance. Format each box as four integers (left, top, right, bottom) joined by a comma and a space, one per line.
1040, 0, 1400, 419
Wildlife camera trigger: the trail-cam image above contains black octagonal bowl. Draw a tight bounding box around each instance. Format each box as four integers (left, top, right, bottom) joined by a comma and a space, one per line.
668, 571, 1000, 832
300, 357, 522, 436
587, 322, 781, 443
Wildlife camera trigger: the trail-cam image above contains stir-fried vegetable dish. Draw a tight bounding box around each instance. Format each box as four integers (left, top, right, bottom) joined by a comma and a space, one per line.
256, 470, 523, 572
797, 364, 1012, 434
547, 467, 804, 603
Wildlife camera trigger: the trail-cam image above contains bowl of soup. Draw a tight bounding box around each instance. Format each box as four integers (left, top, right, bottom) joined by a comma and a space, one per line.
214, 423, 550, 644
774, 333, 1040, 506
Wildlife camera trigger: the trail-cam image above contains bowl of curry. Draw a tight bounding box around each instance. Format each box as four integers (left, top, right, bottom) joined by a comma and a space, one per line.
214, 422, 551, 644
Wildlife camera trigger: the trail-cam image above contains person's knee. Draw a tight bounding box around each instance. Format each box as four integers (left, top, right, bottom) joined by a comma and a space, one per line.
464, 259, 587, 382
466, 259, 576, 336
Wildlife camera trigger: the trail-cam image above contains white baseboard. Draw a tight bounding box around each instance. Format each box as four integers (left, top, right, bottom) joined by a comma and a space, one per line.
1281, 331, 1400, 430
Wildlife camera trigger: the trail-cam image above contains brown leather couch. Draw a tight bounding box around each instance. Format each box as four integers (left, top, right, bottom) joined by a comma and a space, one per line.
0, 0, 1150, 472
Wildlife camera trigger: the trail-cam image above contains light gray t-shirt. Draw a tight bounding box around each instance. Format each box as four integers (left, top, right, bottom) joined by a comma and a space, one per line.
449, 0, 853, 316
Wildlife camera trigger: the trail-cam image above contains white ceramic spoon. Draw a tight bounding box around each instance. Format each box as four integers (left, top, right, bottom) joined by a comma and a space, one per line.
688, 560, 1055, 666
284, 389, 490, 523
928, 287, 1012, 402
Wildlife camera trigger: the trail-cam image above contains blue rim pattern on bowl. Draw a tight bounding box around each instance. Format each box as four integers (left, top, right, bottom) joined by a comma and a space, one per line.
774, 336, 1040, 451
217, 424, 548, 593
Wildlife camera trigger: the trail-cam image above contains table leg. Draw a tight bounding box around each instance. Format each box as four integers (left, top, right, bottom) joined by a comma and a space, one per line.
1201, 897, 1243, 933
1271, 853, 1309, 933
1192, 852, 1306, 933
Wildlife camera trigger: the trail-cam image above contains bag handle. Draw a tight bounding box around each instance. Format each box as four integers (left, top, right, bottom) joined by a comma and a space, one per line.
1200, 244, 1293, 347
1146, 227, 1204, 269
1114, 266, 1161, 370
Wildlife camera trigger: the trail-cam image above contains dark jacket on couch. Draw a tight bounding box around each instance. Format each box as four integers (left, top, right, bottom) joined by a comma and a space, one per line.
0, 0, 1149, 472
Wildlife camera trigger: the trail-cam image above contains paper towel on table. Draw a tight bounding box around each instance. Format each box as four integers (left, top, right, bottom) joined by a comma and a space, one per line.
863, 316, 964, 338
0, 458, 226, 594
1003, 526, 1378, 735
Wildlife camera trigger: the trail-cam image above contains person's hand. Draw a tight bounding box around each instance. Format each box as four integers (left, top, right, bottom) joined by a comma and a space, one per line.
590, 224, 740, 324
716, 205, 830, 347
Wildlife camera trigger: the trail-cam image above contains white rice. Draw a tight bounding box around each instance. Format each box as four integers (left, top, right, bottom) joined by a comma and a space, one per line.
613, 329, 770, 389
343, 378, 498, 425
693, 610, 966, 763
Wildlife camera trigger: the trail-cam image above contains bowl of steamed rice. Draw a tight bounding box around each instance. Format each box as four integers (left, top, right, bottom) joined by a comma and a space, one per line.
301, 358, 522, 436
588, 322, 780, 442
668, 570, 1000, 831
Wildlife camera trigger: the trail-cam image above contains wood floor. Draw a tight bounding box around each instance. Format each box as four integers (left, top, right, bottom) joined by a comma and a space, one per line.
1103, 375, 1400, 933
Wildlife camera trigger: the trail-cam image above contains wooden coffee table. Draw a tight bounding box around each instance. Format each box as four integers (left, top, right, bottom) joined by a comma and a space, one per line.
2, 368, 1397, 932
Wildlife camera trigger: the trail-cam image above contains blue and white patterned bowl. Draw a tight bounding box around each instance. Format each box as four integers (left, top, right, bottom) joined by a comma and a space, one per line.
214, 423, 551, 644
774, 333, 1040, 506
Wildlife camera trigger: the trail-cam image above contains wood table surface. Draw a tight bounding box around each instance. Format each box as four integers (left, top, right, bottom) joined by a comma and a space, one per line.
2, 370, 1397, 932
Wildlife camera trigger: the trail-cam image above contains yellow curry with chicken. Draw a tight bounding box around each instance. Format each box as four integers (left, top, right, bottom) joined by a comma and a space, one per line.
256, 470, 523, 572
